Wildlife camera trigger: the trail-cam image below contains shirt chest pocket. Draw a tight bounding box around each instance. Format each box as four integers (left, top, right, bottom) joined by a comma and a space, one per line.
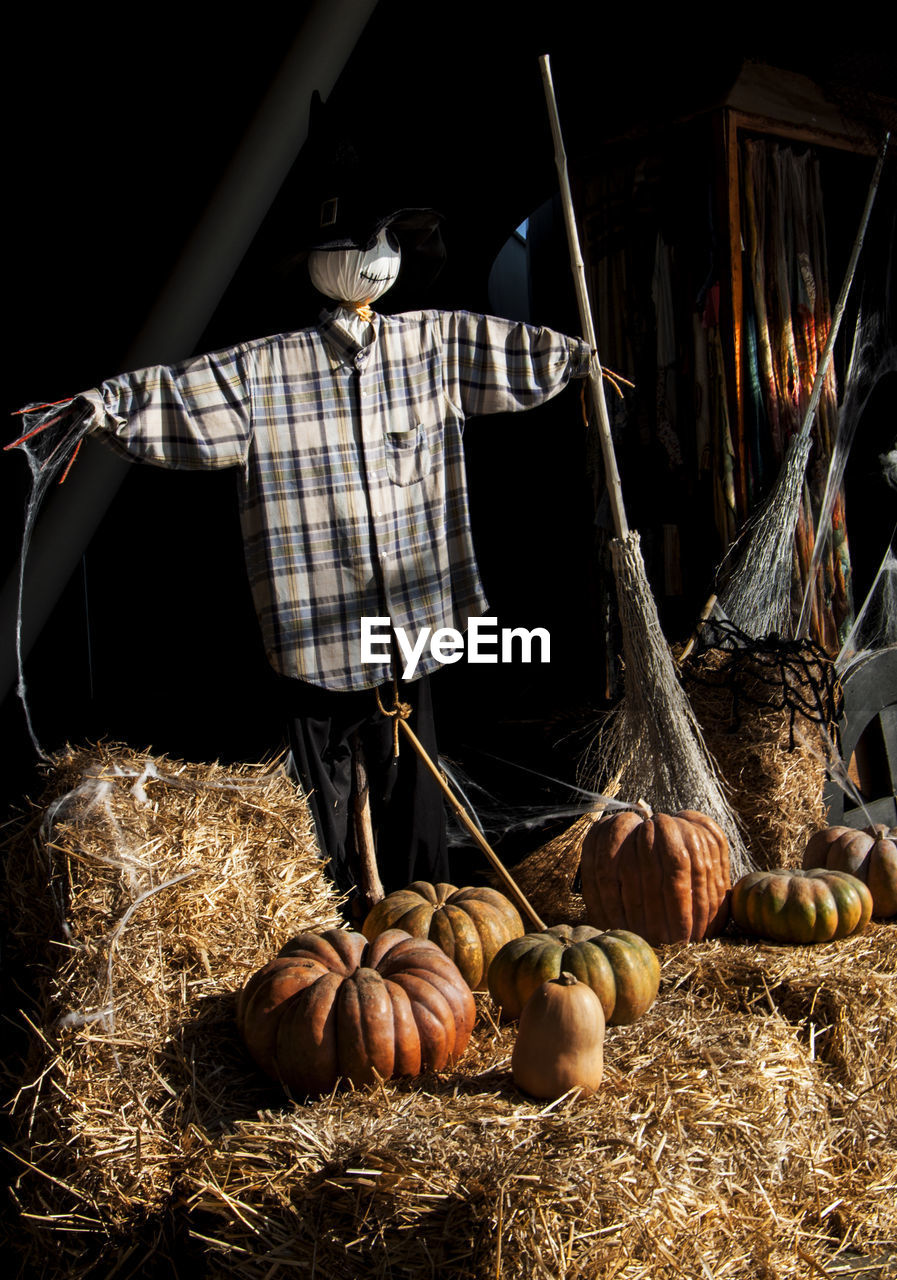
384, 421, 432, 486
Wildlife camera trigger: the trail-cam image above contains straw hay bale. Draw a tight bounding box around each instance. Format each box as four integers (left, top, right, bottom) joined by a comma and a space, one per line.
4, 746, 896, 1279
681, 646, 831, 871
3, 743, 342, 1273
173, 931, 897, 1280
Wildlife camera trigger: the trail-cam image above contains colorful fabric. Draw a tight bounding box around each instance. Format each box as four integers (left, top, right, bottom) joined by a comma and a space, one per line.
74, 307, 590, 691
740, 140, 852, 649
705, 322, 738, 549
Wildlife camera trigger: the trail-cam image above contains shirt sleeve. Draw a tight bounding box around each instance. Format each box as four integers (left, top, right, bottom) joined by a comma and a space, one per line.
440, 311, 591, 419
81, 341, 255, 469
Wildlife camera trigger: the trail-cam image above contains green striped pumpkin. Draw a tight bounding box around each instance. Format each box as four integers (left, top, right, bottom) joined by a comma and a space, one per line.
731, 868, 872, 944
487, 924, 660, 1024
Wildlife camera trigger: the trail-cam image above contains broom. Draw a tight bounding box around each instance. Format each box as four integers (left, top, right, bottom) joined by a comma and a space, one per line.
539, 55, 753, 880
715, 132, 890, 641
795, 198, 897, 641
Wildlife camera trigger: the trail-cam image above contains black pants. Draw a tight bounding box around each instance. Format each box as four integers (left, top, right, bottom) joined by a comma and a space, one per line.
282, 674, 449, 896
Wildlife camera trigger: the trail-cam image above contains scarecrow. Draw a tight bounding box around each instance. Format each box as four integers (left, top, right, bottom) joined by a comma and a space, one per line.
13, 192, 591, 908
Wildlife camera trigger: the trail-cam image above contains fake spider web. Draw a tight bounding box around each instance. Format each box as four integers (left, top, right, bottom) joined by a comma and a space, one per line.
5, 397, 93, 757
684, 617, 844, 756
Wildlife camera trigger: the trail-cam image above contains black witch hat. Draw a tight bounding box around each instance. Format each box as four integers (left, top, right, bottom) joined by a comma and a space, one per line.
288, 93, 446, 286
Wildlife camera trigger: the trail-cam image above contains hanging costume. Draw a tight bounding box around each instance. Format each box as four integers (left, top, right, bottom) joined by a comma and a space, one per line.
19, 224, 590, 892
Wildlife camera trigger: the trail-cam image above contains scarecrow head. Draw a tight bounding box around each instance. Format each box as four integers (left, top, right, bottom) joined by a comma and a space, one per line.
308, 220, 402, 305
303, 198, 445, 307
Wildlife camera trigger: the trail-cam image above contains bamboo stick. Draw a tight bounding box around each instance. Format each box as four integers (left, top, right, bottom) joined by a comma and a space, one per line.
796, 131, 890, 450
396, 718, 547, 931
539, 54, 629, 541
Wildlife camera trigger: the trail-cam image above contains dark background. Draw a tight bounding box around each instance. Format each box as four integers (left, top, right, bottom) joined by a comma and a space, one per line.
4, 8, 894, 825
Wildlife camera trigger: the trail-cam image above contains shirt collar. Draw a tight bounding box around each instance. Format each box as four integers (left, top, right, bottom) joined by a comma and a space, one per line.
318, 307, 379, 370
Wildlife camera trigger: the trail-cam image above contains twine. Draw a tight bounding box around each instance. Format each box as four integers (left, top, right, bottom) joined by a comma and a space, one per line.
341, 299, 375, 323
374, 676, 412, 758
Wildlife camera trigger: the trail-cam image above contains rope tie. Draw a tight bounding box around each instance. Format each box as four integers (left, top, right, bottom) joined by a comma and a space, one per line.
341, 298, 376, 324
374, 677, 412, 758
580, 362, 634, 425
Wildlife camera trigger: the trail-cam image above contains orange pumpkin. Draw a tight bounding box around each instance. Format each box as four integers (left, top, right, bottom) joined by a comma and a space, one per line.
362, 881, 524, 990
237, 928, 475, 1095
802, 824, 896, 918
579, 805, 731, 944
511, 972, 605, 1099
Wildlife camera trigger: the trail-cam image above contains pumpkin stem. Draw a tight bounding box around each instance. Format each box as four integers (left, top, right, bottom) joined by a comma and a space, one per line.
557, 971, 579, 986
634, 798, 654, 820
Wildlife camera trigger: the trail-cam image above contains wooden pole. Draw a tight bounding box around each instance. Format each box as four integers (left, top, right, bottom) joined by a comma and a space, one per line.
350, 732, 384, 915
797, 131, 890, 450
397, 718, 547, 932
539, 54, 629, 541
678, 594, 718, 666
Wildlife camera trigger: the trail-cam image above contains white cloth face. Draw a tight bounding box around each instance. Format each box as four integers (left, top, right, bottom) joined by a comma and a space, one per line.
307, 227, 402, 304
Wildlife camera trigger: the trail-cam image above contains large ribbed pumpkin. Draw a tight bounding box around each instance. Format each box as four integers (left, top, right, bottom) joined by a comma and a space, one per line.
237, 928, 475, 1095
731, 869, 873, 944
802, 824, 897, 918
579, 806, 731, 945
362, 881, 524, 990
488, 925, 660, 1025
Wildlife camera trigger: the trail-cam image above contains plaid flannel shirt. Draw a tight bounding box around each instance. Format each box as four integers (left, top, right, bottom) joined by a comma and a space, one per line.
85, 308, 590, 691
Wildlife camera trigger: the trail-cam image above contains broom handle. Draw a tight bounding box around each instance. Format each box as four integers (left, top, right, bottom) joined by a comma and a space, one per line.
540, 54, 630, 541
397, 717, 547, 931
797, 130, 890, 444
678, 593, 718, 665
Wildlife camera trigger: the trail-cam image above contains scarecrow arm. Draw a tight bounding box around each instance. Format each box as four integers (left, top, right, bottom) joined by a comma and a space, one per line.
66, 342, 256, 472
440, 311, 590, 419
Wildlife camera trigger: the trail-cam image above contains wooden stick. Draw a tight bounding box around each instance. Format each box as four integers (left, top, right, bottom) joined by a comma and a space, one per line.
397, 718, 547, 931
540, 54, 629, 541
350, 733, 384, 913
797, 130, 890, 448
793, 131, 890, 641
678, 593, 718, 665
